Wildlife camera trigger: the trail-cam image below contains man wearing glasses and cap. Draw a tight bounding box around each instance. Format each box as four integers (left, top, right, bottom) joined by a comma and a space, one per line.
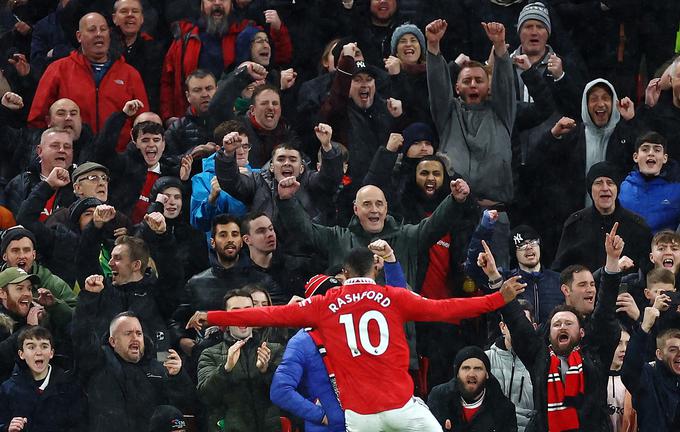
466, 210, 562, 324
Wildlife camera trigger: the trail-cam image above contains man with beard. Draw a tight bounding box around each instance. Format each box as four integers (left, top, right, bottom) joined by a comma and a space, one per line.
171, 214, 280, 368
427, 346, 517, 431
72, 307, 193, 432
501, 223, 623, 431
1, 226, 75, 330
160, 0, 292, 123
622, 296, 680, 431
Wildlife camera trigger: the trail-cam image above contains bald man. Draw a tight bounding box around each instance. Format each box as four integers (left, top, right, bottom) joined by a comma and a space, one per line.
276, 176, 475, 291
28, 12, 149, 152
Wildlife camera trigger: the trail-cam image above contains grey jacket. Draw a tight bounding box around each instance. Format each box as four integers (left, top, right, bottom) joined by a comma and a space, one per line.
427, 50, 516, 203
486, 341, 535, 432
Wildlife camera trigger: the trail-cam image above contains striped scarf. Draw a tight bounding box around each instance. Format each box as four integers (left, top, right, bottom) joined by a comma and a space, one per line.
547, 346, 584, 432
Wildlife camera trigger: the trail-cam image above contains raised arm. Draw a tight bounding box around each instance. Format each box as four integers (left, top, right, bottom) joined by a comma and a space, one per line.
425, 19, 455, 133
214, 133, 257, 204
483, 22, 516, 133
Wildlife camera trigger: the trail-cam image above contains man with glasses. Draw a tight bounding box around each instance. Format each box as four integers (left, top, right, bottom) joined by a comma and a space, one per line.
466, 210, 562, 324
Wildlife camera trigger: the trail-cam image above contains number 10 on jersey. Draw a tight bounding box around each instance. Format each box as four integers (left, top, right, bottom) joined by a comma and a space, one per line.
339, 311, 389, 357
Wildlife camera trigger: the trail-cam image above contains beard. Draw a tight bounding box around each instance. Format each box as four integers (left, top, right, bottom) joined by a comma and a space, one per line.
456, 376, 486, 402
205, 13, 229, 36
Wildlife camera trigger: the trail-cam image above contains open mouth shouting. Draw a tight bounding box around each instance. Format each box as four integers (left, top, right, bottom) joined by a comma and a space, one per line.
423, 180, 437, 196
592, 107, 609, 125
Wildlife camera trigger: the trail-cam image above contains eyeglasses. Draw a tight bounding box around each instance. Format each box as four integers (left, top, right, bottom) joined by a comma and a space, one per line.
516, 240, 540, 251
78, 174, 109, 183
239, 143, 251, 151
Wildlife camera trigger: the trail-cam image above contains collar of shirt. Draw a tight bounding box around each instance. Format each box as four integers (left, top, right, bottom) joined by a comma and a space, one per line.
148, 163, 161, 174
344, 277, 376, 286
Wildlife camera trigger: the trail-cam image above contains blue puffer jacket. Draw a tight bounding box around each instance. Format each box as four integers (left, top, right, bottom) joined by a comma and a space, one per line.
190, 153, 255, 241
270, 329, 345, 432
619, 166, 680, 233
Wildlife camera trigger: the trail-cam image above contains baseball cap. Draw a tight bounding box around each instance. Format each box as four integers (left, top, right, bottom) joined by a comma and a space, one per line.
149, 405, 186, 432
353, 60, 378, 78
0, 267, 40, 289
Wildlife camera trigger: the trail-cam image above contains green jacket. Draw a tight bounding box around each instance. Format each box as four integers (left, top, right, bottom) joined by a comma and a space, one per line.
0, 263, 76, 330
277, 194, 471, 290
197, 334, 283, 432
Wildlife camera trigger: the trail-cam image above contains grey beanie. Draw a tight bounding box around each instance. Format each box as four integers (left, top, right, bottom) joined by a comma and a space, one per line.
390, 23, 426, 58
517, 2, 551, 35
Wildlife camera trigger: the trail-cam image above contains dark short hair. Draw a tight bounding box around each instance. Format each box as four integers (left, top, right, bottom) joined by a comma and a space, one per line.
244, 284, 272, 304
318, 142, 348, 164
18, 326, 53, 349
240, 212, 270, 236
132, 121, 164, 141
223, 289, 254, 309
635, 131, 667, 152
114, 235, 150, 271
271, 142, 302, 159
560, 264, 591, 287
548, 304, 585, 329
211, 214, 241, 238
647, 268, 676, 287
185, 69, 215, 90
214, 119, 247, 143
343, 247, 375, 278
251, 83, 280, 103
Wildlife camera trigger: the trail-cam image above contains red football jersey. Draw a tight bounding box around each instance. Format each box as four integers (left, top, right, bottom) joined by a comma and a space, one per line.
207, 277, 505, 414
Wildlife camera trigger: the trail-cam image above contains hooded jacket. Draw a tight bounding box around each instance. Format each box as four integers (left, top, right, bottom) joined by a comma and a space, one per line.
486, 341, 535, 432
427, 48, 516, 203
619, 161, 680, 233
530, 79, 638, 230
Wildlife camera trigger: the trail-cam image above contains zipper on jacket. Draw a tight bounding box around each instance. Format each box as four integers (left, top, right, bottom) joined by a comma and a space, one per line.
509, 353, 516, 400
518, 376, 524, 403
533, 280, 540, 323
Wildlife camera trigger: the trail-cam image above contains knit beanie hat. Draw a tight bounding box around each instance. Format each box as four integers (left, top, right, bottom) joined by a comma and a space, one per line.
235, 25, 265, 66
402, 122, 436, 155
517, 2, 551, 35
304, 274, 342, 298
69, 197, 103, 226
390, 23, 426, 58
511, 225, 540, 249
149, 405, 186, 432
149, 176, 184, 203
0, 226, 36, 256
453, 346, 491, 375
586, 161, 622, 194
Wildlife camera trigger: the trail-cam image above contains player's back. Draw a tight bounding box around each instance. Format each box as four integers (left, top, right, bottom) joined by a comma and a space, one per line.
311, 278, 414, 414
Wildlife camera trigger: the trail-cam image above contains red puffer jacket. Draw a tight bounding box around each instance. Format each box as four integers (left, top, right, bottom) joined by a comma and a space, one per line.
28, 50, 149, 152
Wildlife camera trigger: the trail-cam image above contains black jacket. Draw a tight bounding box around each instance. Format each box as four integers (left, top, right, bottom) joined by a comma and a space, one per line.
71, 329, 193, 432
15, 180, 80, 285
92, 111, 181, 217
75, 221, 184, 350
4, 162, 75, 219
501, 271, 622, 432
164, 106, 214, 157
428, 374, 518, 432
552, 204, 652, 274
0, 364, 84, 432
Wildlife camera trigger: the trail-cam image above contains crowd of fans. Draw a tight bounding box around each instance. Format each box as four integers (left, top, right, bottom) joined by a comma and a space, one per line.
0, 0, 679, 430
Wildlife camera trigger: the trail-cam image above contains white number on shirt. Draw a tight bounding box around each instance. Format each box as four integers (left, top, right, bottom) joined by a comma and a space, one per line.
339, 311, 389, 357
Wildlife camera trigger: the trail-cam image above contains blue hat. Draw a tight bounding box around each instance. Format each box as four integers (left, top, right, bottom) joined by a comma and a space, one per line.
390, 23, 425, 60
235, 25, 265, 65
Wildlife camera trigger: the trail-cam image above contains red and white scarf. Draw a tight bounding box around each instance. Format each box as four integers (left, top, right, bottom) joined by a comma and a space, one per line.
547, 346, 584, 432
